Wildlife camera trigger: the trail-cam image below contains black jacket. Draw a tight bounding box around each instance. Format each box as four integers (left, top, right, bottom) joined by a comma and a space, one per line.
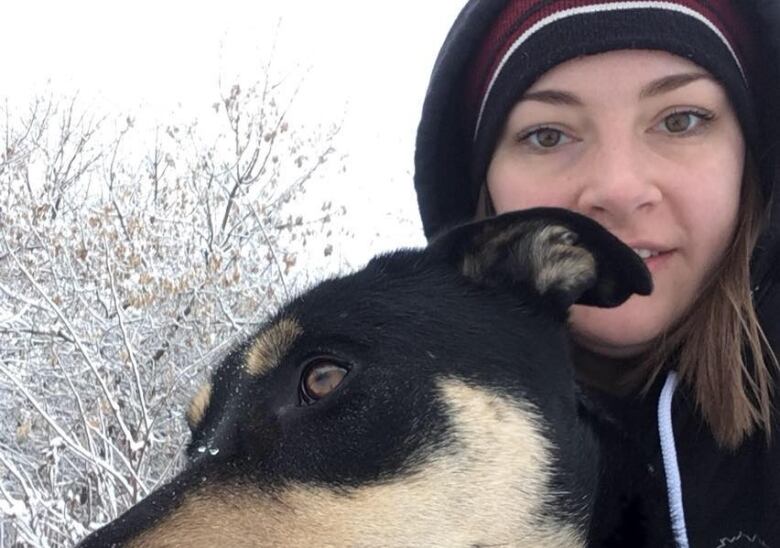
584, 319, 780, 547
413, 1, 780, 546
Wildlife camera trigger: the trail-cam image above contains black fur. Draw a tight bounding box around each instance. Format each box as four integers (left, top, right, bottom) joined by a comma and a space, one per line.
78, 208, 651, 547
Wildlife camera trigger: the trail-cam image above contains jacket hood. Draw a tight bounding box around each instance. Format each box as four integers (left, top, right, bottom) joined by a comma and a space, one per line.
413, 0, 780, 286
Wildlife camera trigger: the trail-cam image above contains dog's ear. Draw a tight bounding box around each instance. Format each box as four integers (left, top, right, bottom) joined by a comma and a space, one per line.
429, 207, 652, 309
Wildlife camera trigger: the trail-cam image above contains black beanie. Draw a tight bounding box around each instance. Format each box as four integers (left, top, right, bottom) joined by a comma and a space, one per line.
414, 0, 780, 240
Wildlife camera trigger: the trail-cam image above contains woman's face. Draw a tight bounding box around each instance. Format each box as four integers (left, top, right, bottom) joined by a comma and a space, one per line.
487, 50, 744, 358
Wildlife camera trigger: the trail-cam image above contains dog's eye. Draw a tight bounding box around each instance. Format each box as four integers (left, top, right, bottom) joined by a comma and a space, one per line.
301, 360, 348, 403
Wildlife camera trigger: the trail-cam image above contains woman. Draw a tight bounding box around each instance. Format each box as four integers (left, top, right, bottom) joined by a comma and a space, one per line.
414, 1, 780, 546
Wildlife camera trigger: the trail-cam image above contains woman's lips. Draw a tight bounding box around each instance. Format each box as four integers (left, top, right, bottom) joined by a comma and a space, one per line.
641, 249, 674, 272
628, 245, 675, 273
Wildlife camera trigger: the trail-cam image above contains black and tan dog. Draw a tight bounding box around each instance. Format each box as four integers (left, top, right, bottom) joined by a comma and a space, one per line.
78, 208, 652, 547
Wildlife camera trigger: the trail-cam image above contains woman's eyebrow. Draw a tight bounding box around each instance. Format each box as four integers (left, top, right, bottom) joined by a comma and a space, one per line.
639, 72, 715, 98
520, 72, 715, 106
520, 89, 583, 106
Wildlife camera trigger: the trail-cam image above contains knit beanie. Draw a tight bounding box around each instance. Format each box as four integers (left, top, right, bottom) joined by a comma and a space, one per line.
414, 0, 780, 240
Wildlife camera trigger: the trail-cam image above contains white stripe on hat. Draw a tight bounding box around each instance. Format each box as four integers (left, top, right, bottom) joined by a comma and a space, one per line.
473, 1, 746, 141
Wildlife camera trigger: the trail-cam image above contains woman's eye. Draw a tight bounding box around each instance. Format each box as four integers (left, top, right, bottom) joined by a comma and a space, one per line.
518, 127, 573, 150
659, 110, 714, 135
301, 361, 348, 403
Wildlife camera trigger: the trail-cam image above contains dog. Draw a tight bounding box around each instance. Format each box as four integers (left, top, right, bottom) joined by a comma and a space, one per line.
77, 207, 652, 547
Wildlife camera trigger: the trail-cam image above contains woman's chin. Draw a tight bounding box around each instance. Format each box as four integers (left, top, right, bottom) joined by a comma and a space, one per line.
568, 298, 669, 358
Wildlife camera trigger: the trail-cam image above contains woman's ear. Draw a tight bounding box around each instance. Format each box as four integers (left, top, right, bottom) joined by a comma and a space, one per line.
428, 207, 653, 310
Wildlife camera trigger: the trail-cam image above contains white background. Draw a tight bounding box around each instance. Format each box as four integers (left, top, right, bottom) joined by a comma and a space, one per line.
2, 0, 464, 266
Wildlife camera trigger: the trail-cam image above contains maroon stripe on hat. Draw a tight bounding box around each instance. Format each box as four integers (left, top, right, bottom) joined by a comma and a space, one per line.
466, 0, 754, 129
702, 0, 757, 69
467, 0, 589, 111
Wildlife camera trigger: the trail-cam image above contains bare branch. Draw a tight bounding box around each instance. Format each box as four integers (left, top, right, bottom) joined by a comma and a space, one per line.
3, 234, 138, 448
104, 240, 151, 438
250, 202, 289, 301
0, 363, 136, 496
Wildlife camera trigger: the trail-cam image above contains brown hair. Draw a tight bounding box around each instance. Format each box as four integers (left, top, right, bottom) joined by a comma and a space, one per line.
634, 157, 778, 449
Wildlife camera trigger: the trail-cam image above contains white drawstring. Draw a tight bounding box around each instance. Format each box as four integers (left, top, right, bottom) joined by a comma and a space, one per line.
658, 370, 690, 548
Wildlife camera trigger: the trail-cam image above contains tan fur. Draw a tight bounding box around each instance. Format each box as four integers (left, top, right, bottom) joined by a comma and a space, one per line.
461, 224, 527, 282
185, 383, 213, 430
244, 318, 302, 376
462, 223, 595, 300
530, 226, 595, 296
129, 379, 585, 547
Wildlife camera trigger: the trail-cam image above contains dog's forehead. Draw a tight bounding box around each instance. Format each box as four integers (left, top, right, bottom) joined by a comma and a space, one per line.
244, 317, 302, 377
215, 261, 410, 385
276, 253, 443, 341
242, 268, 415, 370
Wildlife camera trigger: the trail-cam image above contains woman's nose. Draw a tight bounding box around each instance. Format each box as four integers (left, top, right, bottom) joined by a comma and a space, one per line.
576, 138, 662, 223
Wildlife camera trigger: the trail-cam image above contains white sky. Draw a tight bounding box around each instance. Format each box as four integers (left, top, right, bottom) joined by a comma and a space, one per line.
3, 0, 464, 267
